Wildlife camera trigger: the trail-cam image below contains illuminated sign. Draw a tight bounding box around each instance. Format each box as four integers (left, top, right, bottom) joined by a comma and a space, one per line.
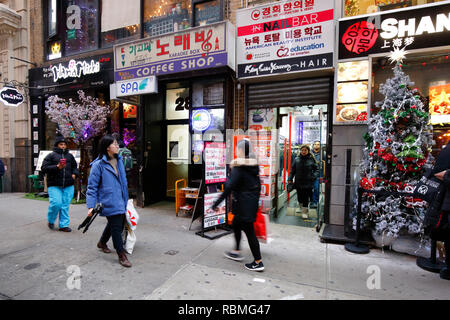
429, 83, 450, 124
192, 109, 212, 131
51, 59, 101, 82
339, 3, 450, 59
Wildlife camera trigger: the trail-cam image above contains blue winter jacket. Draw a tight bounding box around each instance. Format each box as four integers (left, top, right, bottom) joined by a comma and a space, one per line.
86, 154, 129, 217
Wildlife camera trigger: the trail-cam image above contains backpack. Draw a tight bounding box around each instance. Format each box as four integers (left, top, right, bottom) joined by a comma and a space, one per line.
119, 148, 134, 172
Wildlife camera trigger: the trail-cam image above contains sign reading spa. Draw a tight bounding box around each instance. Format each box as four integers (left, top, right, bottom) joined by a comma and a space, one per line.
114, 21, 235, 81
236, 0, 334, 79
339, 2, 450, 60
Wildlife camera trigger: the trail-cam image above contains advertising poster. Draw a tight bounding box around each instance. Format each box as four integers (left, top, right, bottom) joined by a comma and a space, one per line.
429, 83, 450, 124
204, 192, 226, 228
205, 142, 227, 184
236, 0, 335, 78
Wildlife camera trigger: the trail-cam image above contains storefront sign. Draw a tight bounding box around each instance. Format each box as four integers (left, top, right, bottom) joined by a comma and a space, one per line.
114, 21, 235, 81
0, 87, 24, 107
51, 59, 101, 82
203, 192, 226, 228
339, 3, 450, 60
116, 76, 157, 97
236, 0, 335, 79
204, 141, 227, 184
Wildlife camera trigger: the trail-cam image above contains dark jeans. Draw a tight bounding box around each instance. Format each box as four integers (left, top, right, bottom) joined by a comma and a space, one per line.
233, 218, 261, 261
297, 188, 313, 207
100, 214, 125, 254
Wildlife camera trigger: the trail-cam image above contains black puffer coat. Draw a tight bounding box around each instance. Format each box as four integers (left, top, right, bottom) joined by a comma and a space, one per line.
212, 158, 261, 223
41, 147, 79, 188
288, 154, 319, 189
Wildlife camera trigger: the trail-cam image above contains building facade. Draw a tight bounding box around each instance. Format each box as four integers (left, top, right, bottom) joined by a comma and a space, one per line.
0, 0, 32, 192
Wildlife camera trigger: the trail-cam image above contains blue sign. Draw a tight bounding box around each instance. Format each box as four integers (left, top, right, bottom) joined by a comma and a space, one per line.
116, 76, 157, 97
192, 109, 212, 131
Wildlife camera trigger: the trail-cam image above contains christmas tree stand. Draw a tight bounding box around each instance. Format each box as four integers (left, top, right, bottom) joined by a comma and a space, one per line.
345, 188, 370, 254
416, 239, 445, 273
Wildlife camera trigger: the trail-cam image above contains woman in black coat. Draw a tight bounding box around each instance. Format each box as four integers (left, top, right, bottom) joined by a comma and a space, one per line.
287, 144, 319, 218
212, 139, 264, 272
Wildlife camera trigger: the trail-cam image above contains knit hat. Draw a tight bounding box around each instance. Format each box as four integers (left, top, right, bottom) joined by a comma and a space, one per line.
54, 134, 67, 147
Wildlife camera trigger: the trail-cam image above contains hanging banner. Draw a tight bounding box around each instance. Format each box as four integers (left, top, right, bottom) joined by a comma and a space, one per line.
338, 2, 450, 60
114, 21, 235, 81
204, 141, 227, 184
236, 0, 335, 79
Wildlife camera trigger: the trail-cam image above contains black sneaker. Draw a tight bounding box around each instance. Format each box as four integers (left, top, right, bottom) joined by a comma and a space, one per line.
245, 261, 264, 272
48, 223, 54, 230
58, 227, 72, 232
224, 251, 244, 261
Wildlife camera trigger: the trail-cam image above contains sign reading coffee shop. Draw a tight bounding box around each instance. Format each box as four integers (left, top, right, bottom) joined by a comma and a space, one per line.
236, 0, 334, 79
339, 2, 450, 60
114, 21, 235, 81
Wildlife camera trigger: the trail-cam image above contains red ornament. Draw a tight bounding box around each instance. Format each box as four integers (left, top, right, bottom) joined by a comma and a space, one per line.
386, 138, 391, 143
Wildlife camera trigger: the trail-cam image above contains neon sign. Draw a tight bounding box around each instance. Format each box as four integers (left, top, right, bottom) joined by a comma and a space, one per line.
51, 59, 100, 82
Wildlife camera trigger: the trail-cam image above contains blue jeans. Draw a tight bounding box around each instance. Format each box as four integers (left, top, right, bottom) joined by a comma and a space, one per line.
47, 185, 74, 228
312, 178, 320, 204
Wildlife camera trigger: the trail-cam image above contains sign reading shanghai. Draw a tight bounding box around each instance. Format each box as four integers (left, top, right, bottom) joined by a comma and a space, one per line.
114, 21, 235, 81
236, 0, 334, 79
338, 2, 450, 60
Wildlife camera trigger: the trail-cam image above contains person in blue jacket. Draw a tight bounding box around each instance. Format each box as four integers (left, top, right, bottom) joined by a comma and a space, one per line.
86, 134, 131, 268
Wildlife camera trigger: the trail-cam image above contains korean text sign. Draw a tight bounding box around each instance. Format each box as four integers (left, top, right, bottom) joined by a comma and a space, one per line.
114, 22, 233, 81
236, 0, 334, 78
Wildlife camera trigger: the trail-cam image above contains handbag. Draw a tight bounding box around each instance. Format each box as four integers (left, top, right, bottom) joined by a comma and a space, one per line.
413, 168, 444, 203
254, 209, 270, 243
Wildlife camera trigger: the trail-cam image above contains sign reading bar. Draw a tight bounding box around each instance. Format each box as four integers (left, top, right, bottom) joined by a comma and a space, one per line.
236, 0, 335, 79
0, 87, 24, 107
338, 2, 450, 60
114, 21, 235, 81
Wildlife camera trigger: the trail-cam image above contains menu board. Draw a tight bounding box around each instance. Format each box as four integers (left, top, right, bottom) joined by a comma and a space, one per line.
203, 192, 226, 228
204, 142, 227, 184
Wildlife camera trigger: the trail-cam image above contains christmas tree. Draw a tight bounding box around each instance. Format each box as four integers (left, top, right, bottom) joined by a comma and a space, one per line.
357, 61, 434, 240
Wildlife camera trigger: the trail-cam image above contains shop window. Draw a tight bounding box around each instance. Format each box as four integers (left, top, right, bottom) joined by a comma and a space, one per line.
64, 0, 99, 56
192, 81, 224, 107
335, 60, 369, 123
101, 0, 141, 48
343, 0, 447, 17
48, 0, 57, 37
194, 0, 222, 27
166, 87, 190, 120
371, 52, 450, 156
143, 0, 192, 37
247, 0, 279, 7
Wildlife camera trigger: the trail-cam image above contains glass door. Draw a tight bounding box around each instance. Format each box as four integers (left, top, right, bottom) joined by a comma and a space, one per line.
166, 124, 189, 197
276, 105, 327, 228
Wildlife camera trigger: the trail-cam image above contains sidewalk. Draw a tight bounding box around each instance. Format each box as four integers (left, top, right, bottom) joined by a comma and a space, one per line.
0, 193, 448, 300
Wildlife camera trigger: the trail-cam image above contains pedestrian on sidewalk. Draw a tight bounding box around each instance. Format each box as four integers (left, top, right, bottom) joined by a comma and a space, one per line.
211, 138, 264, 272
310, 141, 323, 208
0, 158, 5, 193
41, 134, 79, 232
287, 144, 319, 219
86, 134, 132, 268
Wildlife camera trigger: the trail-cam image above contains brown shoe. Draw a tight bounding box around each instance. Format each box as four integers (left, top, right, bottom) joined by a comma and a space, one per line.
118, 251, 132, 268
97, 242, 111, 254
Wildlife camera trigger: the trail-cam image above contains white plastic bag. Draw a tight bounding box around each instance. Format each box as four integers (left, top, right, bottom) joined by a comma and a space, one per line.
124, 224, 136, 254
126, 199, 139, 230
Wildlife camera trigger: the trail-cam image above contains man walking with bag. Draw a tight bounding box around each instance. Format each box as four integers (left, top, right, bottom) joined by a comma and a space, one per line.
41, 134, 79, 232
